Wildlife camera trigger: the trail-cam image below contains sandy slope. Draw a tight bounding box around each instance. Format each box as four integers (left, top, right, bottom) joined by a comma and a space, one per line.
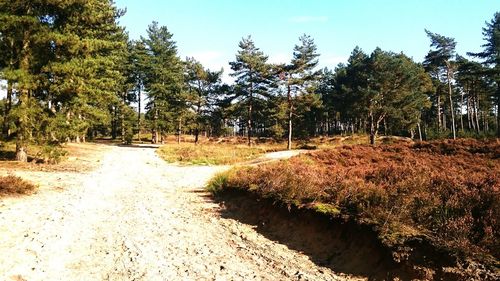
0, 145, 355, 280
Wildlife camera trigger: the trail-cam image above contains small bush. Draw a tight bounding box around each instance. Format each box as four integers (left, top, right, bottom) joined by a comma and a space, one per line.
35, 145, 68, 164
0, 175, 37, 196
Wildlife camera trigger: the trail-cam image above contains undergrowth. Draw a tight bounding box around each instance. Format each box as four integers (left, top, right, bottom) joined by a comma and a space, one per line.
208, 138, 500, 267
157, 143, 279, 165
0, 175, 37, 196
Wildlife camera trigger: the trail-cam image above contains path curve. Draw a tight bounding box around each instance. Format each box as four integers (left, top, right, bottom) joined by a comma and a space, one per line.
0, 145, 355, 280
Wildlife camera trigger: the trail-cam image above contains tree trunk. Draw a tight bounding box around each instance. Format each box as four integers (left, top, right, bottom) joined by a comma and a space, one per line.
369, 112, 375, 145
437, 93, 441, 130
496, 84, 500, 137
474, 93, 481, 133
16, 33, 31, 162
152, 106, 158, 144
120, 93, 125, 144
137, 87, 142, 143
177, 116, 182, 144
460, 92, 464, 132
194, 103, 201, 145
447, 65, 456, 139
467, 88, 473, 131
111, 106, 117, 140
287, 82, 292, 150
15, 89, 28, 162
247, 79, 253, 147
417, 123, 423, 141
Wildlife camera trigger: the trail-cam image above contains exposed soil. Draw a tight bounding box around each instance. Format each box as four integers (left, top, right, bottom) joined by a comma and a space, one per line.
0, 145, 357, 280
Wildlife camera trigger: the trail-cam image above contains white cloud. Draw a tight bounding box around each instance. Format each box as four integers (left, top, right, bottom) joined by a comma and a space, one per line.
290, 16, 328, 23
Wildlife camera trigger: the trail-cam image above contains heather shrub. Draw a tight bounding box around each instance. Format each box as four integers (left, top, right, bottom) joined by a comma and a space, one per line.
210, 139, 500, 262
0, 175, 37, 196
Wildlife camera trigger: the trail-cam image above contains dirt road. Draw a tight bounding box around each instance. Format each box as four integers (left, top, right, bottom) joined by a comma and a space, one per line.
0, 145, 354, 280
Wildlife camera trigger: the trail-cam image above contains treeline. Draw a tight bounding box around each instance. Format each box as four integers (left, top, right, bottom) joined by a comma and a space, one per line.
0, 1, 499, 161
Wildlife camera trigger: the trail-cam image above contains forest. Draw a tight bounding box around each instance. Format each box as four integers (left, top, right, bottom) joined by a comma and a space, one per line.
1, 1, 499, 162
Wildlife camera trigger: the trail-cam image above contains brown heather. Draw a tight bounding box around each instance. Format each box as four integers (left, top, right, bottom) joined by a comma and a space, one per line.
0, 175, 37, 196
210, 139, 500, 264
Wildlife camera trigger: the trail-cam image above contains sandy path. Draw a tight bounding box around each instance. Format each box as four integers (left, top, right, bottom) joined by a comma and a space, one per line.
0, 145, 352, 280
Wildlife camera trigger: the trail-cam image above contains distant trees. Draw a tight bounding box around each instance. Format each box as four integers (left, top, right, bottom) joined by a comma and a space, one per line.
1, 6, 498, 158
332, 48, 432, 144
469, 12, 500, 137
185, 57, 223, 144
424, 30, 457, 139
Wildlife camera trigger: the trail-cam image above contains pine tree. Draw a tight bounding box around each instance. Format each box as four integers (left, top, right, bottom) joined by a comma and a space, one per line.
185, 57, 222, 144
285, 34, 320, 149
424, 30, 457, 139
129, 40, 149, 143
0, 0, 51, 161
141, 22, 184, 144
230, 36, 270, 146
468, 12, 500, 137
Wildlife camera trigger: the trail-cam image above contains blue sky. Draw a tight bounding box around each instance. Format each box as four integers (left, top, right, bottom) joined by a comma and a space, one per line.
114, 0, 497, 83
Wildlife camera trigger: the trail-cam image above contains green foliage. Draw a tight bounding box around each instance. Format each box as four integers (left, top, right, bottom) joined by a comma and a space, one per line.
0, 0, 133, 159
36, 145, 68, 164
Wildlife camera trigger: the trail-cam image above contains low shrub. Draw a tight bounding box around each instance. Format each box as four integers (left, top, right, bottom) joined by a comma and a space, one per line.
0, 175, 37, 196
209, 139, 500, 265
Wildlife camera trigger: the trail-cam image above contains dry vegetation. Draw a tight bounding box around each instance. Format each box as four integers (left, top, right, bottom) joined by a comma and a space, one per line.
208, 139, 500, 269
157, 141, 282, 165
0, 175, 37, 196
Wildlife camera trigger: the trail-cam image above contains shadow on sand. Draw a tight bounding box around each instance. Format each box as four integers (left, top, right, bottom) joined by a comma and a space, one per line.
210, 190, 416, 281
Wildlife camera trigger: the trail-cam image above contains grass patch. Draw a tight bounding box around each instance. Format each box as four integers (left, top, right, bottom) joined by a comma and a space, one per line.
208, 138, 500, 268
0, 175, 37, 196
157, 143, 280, 165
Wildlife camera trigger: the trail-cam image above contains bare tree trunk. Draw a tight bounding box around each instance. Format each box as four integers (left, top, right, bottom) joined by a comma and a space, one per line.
446, 65, 456, 139
16, 33, 31, 162
137, 87, 141, 143
194, 103, 201, 145
247, 80, 253, 147
437, 93, 442, 130
177, 116, 182, 144
369, 112, 375, 145
417, 123, 423, 141
474, 94, 480, 133
496, 85, 500, 137
15, 89, 28, 162
460, 91, 464, 132
467, 88, 473, 131
287, 81, 292, 150
111, 106, 117, 140
120, 93, 125, 144
152, 107, 158, 144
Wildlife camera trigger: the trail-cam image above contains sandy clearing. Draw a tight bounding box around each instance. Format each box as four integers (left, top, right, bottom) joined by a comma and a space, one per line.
0, 145, 356, 280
